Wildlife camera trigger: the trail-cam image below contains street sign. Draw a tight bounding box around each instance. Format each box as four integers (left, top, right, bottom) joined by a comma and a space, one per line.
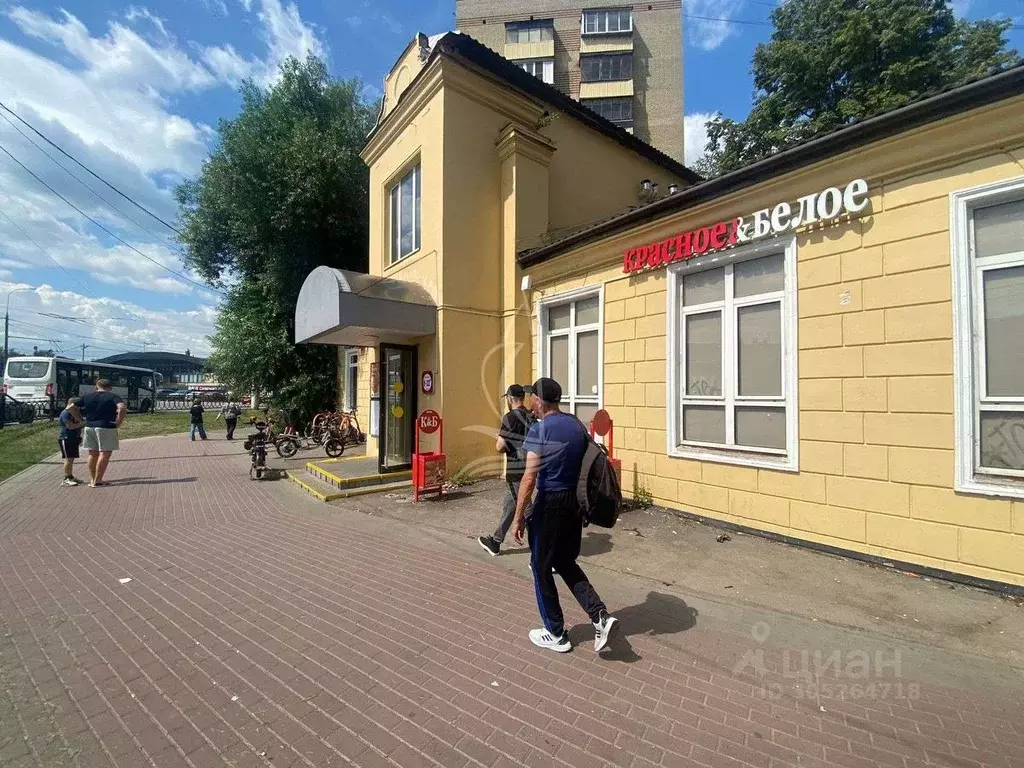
418, 409, 441, 434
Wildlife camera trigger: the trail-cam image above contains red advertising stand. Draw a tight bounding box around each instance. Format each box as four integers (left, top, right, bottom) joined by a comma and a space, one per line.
413, 410, 446, 502
589, 409, 621, 483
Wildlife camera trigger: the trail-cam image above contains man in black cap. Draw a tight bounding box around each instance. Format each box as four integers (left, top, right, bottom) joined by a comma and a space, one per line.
510, 377, 617, 654
479, 384, 535, 556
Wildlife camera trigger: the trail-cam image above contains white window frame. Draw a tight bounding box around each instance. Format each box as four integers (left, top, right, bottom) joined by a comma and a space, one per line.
951, 176, 1024, 498
581, 8, 633, 35
388, 163, 420, 264
514, 58, 554, 84
505, 20, 554, 44
666, 236, 799, 471
537, 285, 604, 422
345, 349, 359, 412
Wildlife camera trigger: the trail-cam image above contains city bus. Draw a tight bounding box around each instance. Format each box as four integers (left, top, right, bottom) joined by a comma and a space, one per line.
3, 356, 160, 413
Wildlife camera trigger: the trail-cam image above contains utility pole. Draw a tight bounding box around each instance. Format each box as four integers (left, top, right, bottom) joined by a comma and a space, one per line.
3, 287, 30, 372
81, 343, 88, 361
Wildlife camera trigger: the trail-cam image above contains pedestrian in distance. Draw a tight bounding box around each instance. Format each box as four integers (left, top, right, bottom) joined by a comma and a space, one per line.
478, 384, 535, 556
189, 398, 208, 441
80, 379, 127, 488
511, 377, 618, 654
58, 397, 84, 487
217, 400, 242, 440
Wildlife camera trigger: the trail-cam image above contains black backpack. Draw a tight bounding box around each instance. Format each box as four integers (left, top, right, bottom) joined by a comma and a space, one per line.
573, 419, 623, 528
508, 407, 536, 463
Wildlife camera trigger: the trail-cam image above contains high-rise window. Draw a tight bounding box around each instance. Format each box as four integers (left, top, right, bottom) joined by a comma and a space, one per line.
515, 59, 555, 84
505, 20, 554, 44
581, 54, 633, 82
952, 179, 1024, 496
581, 97, 633, 129
389, 163, 420, 264
582, 8, 632, 34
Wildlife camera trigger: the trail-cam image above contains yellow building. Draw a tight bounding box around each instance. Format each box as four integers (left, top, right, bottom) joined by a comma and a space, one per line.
296, 33, 1024, 589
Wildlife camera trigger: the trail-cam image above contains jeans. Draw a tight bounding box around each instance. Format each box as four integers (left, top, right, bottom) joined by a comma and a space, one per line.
527, 489, 606, 637
189, 422, 208, 441
492, 479, 525, 544
225, 418, 237, 440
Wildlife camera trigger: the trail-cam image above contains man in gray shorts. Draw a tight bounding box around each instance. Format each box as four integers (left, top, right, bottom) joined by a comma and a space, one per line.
80, 379, 128, 488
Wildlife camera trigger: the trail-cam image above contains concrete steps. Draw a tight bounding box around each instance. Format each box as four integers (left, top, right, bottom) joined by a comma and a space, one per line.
288, 457, 411, 502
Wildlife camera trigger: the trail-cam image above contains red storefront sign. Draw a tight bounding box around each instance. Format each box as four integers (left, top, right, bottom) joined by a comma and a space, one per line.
622, 179, 870, 275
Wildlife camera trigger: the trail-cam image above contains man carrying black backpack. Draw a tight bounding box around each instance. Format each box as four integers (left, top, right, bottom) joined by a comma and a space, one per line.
478, 384, 534, 556
510, 377, 618, 654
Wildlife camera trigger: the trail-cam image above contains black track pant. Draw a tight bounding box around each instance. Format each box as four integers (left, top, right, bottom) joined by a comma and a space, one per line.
527, 489, 606, 637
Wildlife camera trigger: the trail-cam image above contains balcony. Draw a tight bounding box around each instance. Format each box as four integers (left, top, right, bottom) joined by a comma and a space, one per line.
579, 80, 634, 99
579, 35, 633, 55
505, 39, 555, 61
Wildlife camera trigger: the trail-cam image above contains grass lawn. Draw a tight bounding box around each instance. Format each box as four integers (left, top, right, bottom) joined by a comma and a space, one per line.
0, 411, 192, 483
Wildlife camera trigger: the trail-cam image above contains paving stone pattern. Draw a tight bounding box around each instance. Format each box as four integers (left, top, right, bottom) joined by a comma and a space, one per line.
0, 436, 1022, 767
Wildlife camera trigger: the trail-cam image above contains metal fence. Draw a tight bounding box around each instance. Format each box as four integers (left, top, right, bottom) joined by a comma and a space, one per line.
0, 395, 55, 427
154, 398, 229, 411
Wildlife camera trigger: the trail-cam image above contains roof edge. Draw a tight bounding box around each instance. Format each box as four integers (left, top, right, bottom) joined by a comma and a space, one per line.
519, 61, 1024, 268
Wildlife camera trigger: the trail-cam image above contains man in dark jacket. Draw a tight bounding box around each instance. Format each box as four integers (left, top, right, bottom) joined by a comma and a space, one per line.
478, 384, 534, 556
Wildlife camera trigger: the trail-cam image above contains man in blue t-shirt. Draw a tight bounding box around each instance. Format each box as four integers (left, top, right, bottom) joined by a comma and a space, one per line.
58, 398, 84, 487
510, 377, 618, 654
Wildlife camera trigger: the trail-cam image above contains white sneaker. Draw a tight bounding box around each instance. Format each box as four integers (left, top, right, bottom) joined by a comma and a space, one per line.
61, 477, 79, 487
529, 628, 572, 653
593, 612, 618, 653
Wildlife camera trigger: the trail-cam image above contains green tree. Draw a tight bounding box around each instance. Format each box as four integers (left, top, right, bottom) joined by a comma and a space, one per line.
176, 56, 377, 423
698, 0, 1018, 176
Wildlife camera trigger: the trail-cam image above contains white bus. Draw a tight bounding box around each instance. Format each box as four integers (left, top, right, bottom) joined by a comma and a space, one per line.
3, 356, 160, 413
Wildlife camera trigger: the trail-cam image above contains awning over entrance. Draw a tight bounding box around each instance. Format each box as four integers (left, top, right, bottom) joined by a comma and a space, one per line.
295, 266, 436, 347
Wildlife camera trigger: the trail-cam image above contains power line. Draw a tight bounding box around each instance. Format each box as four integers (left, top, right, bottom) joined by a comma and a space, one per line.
688, 13, 770, 26
0, 110, 184, 257
0, 207, 93, 294
0, 140, 224, 295
11, 317, 141, 347
0, 100, 182, 235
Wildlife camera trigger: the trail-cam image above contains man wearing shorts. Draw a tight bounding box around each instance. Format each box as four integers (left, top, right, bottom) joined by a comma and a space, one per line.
58, 397, 84, 486
80, 379, 127, 488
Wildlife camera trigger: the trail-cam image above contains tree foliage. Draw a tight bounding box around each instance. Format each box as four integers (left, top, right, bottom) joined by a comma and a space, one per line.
698, 0, 1018, 177
176, 56, 377, 422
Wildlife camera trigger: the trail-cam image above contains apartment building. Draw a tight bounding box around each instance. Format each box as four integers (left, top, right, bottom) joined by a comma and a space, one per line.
454, 0, 684, 163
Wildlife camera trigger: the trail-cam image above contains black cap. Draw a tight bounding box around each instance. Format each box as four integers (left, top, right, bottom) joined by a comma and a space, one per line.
532, 377, 562, 404
505, 384, 525, 399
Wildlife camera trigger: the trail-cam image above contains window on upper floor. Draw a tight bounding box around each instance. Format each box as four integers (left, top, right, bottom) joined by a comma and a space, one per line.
515, 58, 555, 84
505, 20, 554, 44
952, 177, 1024, 498
580, 53, 632, 82
389, 163, 421, 264
582, 8, 632, 34
581, 97, 633, 129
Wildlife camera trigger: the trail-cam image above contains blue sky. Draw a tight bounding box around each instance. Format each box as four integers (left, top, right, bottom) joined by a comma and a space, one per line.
0, 0, 1020, 358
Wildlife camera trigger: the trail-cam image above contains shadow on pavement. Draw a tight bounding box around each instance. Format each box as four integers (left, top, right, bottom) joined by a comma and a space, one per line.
106, 476, 198, 486
567, 591, 699, 664
580, 532, 613, 557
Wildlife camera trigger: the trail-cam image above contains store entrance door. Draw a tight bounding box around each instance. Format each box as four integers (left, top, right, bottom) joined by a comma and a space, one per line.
379, 344, 417, 472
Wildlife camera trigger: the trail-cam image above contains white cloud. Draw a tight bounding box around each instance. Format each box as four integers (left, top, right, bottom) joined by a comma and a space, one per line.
200, 0, 231, 15
951, 0, 972, 18
256, 0, 327, 70
685, 0, 746, 51
0, 2, 328, 351
0, 280, 218, 357
345, 16, 363, 29
684, 111, 717, 166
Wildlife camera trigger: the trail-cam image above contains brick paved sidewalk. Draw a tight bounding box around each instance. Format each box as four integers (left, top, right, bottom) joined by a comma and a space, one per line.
1, 435, 1022, 767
